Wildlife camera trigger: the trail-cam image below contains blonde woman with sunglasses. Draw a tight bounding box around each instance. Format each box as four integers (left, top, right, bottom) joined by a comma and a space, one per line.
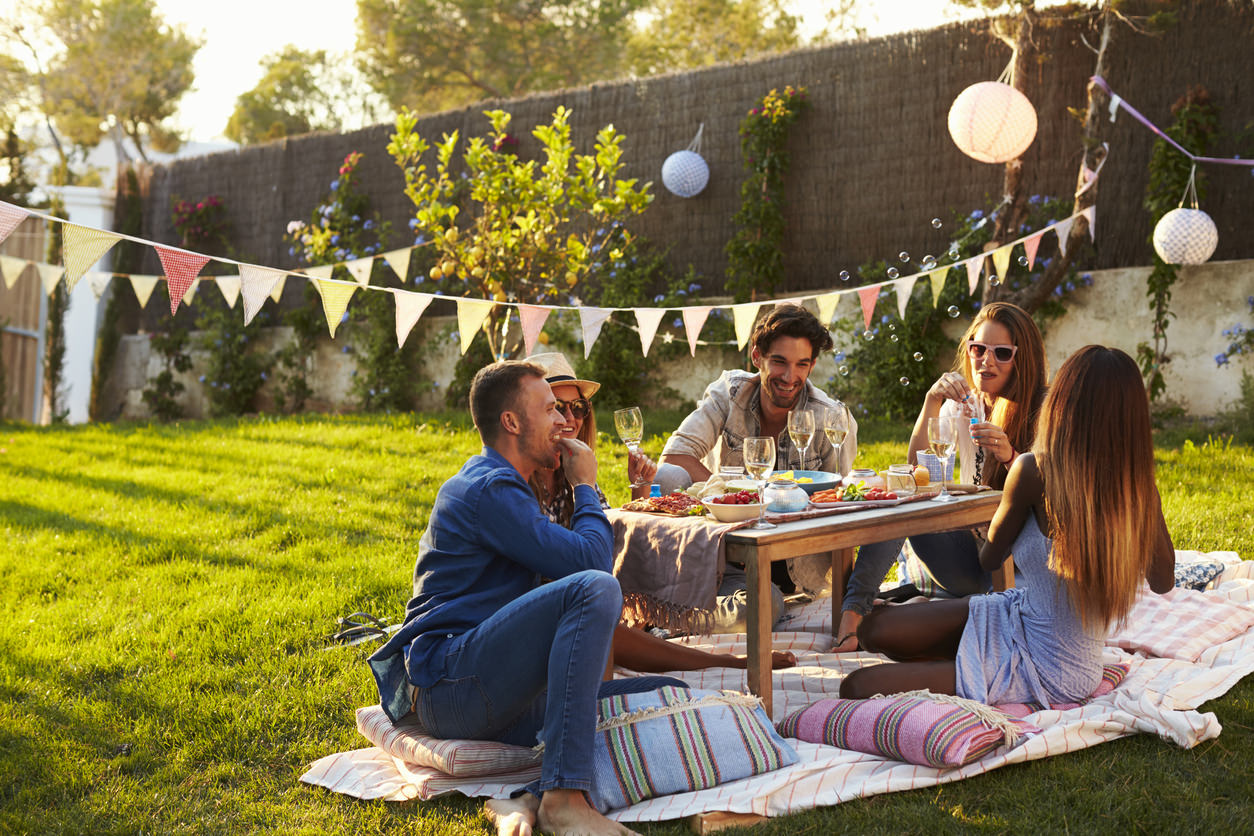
834, 302, 1049, 652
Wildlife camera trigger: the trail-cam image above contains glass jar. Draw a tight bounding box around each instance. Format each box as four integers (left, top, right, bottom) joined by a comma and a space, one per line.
885, 464, 918, 496
763, 478, 809, 513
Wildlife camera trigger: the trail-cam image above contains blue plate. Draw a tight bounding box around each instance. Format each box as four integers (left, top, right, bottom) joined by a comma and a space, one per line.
769, 470, 841, 495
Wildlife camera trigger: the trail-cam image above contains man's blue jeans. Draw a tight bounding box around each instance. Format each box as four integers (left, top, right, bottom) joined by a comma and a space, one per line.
411, 569, 679, 793
841, 531, 991, 616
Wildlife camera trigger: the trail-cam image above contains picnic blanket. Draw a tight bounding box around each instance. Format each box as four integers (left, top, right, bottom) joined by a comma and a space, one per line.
300, 551, 1254, 822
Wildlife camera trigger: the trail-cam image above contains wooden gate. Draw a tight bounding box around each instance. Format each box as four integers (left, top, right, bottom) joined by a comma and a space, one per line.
0, 216, 48, 422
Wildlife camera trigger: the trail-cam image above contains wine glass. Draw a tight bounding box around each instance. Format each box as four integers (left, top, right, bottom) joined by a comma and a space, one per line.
742, 436, 776, 530
613, 406, 648, 488
824, 404, 850, 481
787, 409, 815, 472
927, 415, 960, 502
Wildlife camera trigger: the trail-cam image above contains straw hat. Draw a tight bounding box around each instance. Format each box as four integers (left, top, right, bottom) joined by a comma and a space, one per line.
525, 352, 601, 399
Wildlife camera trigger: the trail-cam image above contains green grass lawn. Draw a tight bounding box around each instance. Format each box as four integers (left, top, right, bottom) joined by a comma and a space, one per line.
1, 413, 1251, 834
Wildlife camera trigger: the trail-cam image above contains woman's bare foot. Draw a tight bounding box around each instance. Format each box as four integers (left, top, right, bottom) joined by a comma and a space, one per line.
485, 795, 538, 836
833, 610, 862, 653
536, 788, 640, 836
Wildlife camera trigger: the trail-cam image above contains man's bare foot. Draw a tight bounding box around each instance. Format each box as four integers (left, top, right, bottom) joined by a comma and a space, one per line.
485, 795, 539, 836
834, 610, 862, 653
536, 788, 640, 836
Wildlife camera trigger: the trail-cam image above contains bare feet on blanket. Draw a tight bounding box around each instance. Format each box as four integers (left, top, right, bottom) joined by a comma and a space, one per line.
485, 795, 539, 836
834, 610, 862, 653
537, 788, 640, 836
727, 650, 797, 669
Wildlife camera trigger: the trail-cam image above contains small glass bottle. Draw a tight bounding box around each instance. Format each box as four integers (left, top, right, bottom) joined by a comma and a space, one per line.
764, 478, 809, 513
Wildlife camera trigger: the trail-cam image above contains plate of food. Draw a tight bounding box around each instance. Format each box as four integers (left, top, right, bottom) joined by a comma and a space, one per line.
621, 491, 707, 516
809, 484, 910, 508
770, 470, 841, 494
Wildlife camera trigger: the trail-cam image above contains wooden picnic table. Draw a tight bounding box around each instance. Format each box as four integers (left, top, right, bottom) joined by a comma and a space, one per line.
725, 490, 1005, 717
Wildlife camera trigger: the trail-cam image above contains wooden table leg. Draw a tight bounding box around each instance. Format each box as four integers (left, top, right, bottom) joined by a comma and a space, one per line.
740, 547, 774, 719
830, 547, 855, 636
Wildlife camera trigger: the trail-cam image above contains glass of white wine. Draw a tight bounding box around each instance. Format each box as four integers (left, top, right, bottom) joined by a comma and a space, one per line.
613, 406, 648, 488
928, 415, 960, 502
742, 436, 776, 530
787, 409, 815, 472
824, 403, 850, 481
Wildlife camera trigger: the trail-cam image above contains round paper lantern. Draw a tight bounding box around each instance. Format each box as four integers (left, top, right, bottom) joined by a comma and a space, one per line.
662, 149, 709, 198
947, 81, 1038, 164
1153, 207, 1218, 265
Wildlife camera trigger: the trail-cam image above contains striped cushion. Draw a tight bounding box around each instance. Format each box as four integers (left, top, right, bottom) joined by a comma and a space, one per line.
355, 706, 540, 778
588, 686, 798, 813
994, 662, 1131, 717
776, 693, 1037, 768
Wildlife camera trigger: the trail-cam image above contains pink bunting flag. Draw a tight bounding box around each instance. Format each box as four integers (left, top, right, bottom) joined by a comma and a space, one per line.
856, 285, 879, 330
0, 202, 29, 245
1080, 205, 1096, 241
965, 257, 983, 295
1054, 217, 1076, 257
682, 306, 712, 356
1023, 232, 1043, 270
578, 307, 613, 358
518, 305, 552, 356
155, 244, 211, 315
894, 276, 917, 320
62, 224, 121, 291
239, 265, 286, 325
633, 307, 666, 356
393, 290, 434, 348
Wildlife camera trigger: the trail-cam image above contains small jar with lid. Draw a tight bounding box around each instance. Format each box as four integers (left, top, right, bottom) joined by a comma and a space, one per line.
763, 478, 810, 513
885, 464, 918, 496
843, 468, 886, 490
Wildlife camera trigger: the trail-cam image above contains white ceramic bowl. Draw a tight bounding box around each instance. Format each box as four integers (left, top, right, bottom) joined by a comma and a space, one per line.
702, 496, 765, 523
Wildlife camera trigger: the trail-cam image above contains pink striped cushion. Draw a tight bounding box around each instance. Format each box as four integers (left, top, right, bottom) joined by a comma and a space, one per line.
355, 705, 540, 777
776, 694, 1037, 768
995, 662, 1131, 718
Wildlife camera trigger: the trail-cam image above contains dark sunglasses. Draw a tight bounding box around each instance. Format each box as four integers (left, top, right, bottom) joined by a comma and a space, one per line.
965, 341, 1018, 364
553, 397, 591, 419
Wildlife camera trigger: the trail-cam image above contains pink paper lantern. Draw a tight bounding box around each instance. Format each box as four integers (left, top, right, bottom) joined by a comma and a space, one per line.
948, 81, 1038, 164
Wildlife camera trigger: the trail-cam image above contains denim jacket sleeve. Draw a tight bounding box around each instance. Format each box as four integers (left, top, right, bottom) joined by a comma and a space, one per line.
477, 477, 614, 577
661, 374, 735, 462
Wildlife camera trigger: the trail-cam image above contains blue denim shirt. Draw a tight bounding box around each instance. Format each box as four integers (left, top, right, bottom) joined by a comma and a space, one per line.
368, 447, 614, 721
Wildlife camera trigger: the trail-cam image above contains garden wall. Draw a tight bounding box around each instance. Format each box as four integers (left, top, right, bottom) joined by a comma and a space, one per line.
100, 259, 1254, 422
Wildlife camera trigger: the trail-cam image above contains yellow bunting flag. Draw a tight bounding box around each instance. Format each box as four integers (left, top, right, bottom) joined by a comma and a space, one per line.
519, 304, 552, 357
216, 274, 242, 309
815, 293, 839, 327
393, 290, 434, 348
894, 276, 917, 320
0, 254, 26, 288
0, 201, 29, 245
731, 302, 761, 350
578, 307, 613, 358
314, 278, 357, 338
129, 275, 160, 309
382, 248, 412, 284
633, 307, 666, 357
856, 285, 879, 330
269, 274, 287, 303
180, 278, 200, 307
62, 224, 121, 291
965, 257, 983, 295
345, 256, 375, 286
239, 265, 286, 324
682, 306, 712, 356
154, 244, 211, 316
929, 269, 947, 308
991, 244, 1013, 284
456, 298, 494, 355
38, 263, 65, 295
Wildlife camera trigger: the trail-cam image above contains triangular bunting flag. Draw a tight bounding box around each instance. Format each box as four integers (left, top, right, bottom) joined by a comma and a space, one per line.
1054, 217, 1076, 257
0, 254, 26, 288
154, 244, 211, 315
87, 271, 112, 299
929, 269, 947, 308
304, 264, 335, 282
216, 274, 242, 309
62, 224, 121, 291
382, 248, 412, 283
1080, 205, 1096, 241
38, 263, 64, 295
129, 275, 160, 309
269, 274, 287, 303
1023, 232, 1043, 270
345, 256, 375, 286
393, 290, 434, 348
181, 278, 200, 307
239, 265, 286, 325
0, 202, 29, 245
991, 245, 1013, 283
731, 302, 762, 350
965, 257, 983, 295
815, 292, 839, 327
856, 286, 879, 330
682, 306, 712, 356
456, 298, 494, 355
314, 279, 357, 338
578, 307, 614, 358
894, 276, 917, 320
519, 305, 552, 357
633, 307, 666, 357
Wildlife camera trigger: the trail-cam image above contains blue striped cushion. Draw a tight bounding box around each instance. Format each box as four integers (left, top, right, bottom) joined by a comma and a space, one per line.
588, 686, 798, 812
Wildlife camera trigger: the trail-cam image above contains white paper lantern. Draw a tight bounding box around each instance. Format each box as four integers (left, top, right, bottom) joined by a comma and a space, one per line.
662, 149, 709, 198
947, 81, 1038, 164
1153, 207, 1218, 265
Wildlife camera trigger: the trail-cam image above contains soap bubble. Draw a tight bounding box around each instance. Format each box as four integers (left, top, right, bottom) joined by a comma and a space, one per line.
922, 255, 937, 269
1018, 255, 1029, 267
839, 270, 851, 282
913, 351, 924, 361
948, 245, 960, 258
863, 330, 875, 342
886, 267, 900, 279
890, 334, 899, 343
989, 275, 1001, 286
947, 305, 961, 318
887, 322, 896, 331
931, 218, 943, 229
838, 364, 850, 376
899, 377, 910, 386
898, 251, 910, 263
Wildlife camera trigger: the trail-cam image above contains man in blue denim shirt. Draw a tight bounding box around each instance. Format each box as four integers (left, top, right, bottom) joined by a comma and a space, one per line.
369, 361, 643, 836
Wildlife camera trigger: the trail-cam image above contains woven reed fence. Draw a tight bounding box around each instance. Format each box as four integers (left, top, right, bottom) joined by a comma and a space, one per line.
131, 0, 1254, 328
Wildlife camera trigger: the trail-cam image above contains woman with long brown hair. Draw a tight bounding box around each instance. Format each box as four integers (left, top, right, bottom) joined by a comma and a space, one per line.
835, 302, 1049, 651
839, 346, 1175, 703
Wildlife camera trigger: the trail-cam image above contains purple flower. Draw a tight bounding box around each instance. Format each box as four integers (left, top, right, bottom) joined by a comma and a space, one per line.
1215, 353, 1230, 366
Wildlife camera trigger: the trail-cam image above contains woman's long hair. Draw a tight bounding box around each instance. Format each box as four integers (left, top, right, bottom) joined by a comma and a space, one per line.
953, 302, 1048, 488
1035, 346, 1158, 631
